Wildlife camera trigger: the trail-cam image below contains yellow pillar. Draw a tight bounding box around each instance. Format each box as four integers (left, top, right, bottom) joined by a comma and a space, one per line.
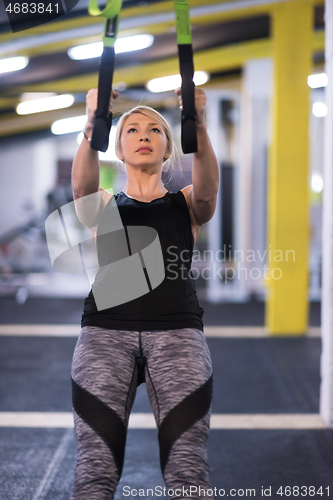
266, 0, 312, 334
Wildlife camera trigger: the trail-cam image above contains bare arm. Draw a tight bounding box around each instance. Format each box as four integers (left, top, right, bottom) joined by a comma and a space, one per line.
178, 87, 220, 228
71, 89, 118, 227
71, 88, 119, 200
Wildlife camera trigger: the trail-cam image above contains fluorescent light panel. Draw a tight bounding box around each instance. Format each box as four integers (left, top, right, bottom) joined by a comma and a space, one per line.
147, 71, 210, 93
17, 94, 75, 115
312, 102, 327, 117
311, 173, 324, 193
0, 56, 28, 74
308, 73, 328, 89
20, 92, 56, 101
68, 42, 102, 60
68, 34, 154, 60
116, 34, 154, 54
51, 115, 87, 135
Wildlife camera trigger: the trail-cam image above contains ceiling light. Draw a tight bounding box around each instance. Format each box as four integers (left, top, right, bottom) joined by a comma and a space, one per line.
17, 94, 75, 115
311, 173, 324, 193
113, 81, 127, 92
308, 73, 328, 89
68, 42, 103, 60
147, 74, 181, 93
0, 56, 28, 74
68, 34, 154, 60
20, 92, 56, 101
312, 102, 327, 117
77, 131, 85, 144
146, 71, 210, 93
51, 115, 87, 135
115, 34, 154, 54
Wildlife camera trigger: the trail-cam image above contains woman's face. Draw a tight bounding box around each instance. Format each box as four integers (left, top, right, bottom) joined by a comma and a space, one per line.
119, 113, 168, 171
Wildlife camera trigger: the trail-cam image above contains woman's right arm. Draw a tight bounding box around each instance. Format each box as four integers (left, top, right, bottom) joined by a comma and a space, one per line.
72, 88, 118, 200
71, 89, 118, 226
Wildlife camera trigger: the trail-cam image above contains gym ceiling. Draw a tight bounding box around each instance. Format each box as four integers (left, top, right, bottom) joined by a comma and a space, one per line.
0, 0, 325, 138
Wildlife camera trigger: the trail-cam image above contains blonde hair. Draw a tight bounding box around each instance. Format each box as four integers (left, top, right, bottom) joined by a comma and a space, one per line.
115, 105, 178, 180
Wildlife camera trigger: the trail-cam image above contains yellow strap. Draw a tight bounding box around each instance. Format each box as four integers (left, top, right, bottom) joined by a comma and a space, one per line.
174, 0, 192, 45
88, 0, 122, 19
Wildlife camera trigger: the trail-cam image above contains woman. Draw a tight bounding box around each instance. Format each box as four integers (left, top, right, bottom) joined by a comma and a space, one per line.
70, 86, 220, 499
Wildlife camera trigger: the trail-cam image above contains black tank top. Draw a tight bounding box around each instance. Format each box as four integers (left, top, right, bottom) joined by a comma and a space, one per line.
81, 190, 204, 330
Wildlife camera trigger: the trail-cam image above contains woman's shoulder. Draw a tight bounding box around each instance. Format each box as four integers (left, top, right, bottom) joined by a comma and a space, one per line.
99, 187, 113, 206
180, 185, 191, 202
180, 185, 201, 243
74, 187, 113, 229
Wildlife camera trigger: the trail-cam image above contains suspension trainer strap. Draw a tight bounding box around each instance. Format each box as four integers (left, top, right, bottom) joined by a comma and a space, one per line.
88, 0, 122, 152
88, 0, 196, 154
174, 0, 197, 154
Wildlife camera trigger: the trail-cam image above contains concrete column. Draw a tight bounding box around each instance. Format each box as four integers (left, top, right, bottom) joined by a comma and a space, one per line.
240, 58, 272, 298
0, 140, 35, 234
0, 137, 57, 235
33, 139, 57, 214
266, 0, 312, 334
206, 90, 248, 302
206, 90, 223, 301
320, 0, 333, 427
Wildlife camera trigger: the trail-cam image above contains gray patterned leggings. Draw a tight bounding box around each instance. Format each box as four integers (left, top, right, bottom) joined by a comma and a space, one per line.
70, 326, 213, 500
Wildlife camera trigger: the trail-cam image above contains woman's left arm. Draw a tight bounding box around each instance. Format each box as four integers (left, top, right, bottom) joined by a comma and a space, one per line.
178, 88, 220, 226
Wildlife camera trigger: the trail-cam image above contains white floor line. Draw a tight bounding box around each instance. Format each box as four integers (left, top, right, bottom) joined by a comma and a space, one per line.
210, 413, 327, 429
32, 428, 73, 500
0, 412, 75, 428
204, 326, 321, 338
0, 325, 81, 336
0, 325, 321, 337
0, 412, 326, 429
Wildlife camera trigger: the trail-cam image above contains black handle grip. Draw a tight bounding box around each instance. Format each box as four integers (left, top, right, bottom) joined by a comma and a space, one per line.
91, 114, 113, 153
91, 46, 115, 153
178, 44, 197, 154
181, 116, 197, 154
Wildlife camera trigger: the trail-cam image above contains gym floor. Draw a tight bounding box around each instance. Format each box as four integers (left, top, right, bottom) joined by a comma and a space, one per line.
1, 297, 332, 500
